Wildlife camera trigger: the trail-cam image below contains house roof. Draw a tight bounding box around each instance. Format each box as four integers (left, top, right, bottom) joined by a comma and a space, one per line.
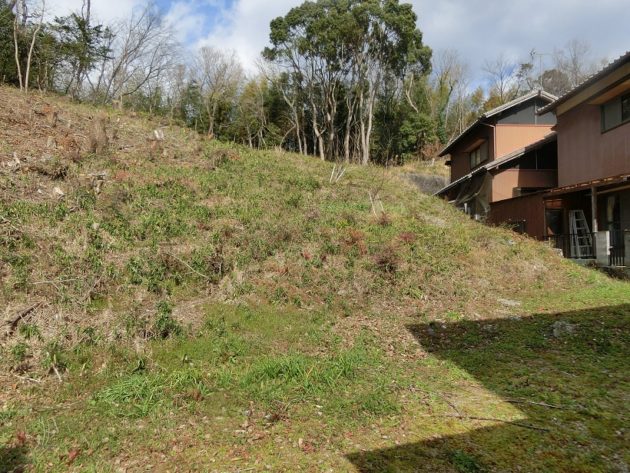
438, 89, 557, 157
544, 173, 630, 197
538, 51, 630, 115
434, 132, 557, 197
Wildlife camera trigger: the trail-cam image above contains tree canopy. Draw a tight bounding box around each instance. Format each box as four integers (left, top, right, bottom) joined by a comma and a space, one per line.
0, 0, 608, 165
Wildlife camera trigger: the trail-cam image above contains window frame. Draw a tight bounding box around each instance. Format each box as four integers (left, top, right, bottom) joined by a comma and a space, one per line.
621, 93, 630, 122
601, 93, 630, 133
469, 141, 489, 169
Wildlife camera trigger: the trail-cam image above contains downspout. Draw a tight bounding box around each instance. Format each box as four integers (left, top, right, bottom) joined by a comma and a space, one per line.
590, 186, 598, 234
480, 122, 497, 204
480, 122, 497, 161
591, 185, 599, 260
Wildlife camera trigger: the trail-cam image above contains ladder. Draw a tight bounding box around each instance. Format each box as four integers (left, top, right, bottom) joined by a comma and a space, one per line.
569, 210, 593, 258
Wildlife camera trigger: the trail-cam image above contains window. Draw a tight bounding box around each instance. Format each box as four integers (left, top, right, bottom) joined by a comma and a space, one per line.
469, 141, 489, 168
508, 220, 527, 234
545, 209, 563, 236
513, 187, 545, 197
602, 94, 630, 131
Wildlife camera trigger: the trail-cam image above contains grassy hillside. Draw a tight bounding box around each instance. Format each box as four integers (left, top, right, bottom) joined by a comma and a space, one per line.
1, 86, 629, 472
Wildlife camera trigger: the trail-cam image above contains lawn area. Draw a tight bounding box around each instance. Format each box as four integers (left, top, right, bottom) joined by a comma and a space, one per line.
2, 283, 629, 472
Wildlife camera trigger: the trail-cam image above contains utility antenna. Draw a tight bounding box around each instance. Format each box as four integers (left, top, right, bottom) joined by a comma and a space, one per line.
532, 50, 552, 90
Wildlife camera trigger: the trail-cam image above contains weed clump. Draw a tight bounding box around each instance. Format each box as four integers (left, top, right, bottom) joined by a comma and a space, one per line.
376, 212, 392, 227
345, 229, 368, 256
152, 301, 182, 339
31, 156, 69, 180
374, 244, 400, 274
206, 148, 240, 170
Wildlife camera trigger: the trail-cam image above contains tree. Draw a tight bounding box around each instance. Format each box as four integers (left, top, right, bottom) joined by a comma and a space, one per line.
554, 39, 597, 89
94, 3, 179, 107
513, 41, 603, 97
264, 0, 431, 164
52, 3, 112, 98
0, 1, 19, 84
192, 47, 243, 137
23, 0, 44, 93
261, 63, 308, 155
482, 53, 520, 108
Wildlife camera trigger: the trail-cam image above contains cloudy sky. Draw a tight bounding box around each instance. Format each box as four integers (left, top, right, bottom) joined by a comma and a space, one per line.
48, 0, 629, 82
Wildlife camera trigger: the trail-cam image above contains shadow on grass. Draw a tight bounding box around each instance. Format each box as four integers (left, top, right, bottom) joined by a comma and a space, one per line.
0, 445, 29, 473
347, 304, 630, 472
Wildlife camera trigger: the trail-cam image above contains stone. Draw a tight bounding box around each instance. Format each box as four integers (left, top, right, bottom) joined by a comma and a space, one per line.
552, 321, 576, 338
498, 298, 521, 308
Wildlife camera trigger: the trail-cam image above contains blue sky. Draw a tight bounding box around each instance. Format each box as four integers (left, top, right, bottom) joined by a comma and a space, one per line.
49, 0, 629, 83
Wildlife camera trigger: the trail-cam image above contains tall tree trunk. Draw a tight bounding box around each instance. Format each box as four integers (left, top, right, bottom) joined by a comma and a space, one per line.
24, 2, 45, 95
295, 112, 303, 155
325, 84, 337, 160
363, 91, 375, 165
343, 94, 355, 163
310, 96, 325, 161
359, 92, 369, 165
13, 15, 23, 90
206, 100, 217, 137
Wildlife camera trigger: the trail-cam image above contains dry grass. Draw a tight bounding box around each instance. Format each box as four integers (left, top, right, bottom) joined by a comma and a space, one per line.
0, 85, 629, 472
0, 84, 605, 371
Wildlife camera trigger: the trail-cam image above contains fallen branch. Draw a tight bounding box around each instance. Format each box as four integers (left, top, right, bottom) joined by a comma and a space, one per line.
439, 395, 461, 416
51, 363, 63, 383
330, 164, 347, 184
411, 386, 461, 416
427, 413, 550, 432
5, 302, 42, 337
163, 252, 211, 281
506, 399, 567, 410
12, 373, 42, 384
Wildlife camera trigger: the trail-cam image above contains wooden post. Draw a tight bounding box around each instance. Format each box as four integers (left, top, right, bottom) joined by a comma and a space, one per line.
590, 186, 598, 233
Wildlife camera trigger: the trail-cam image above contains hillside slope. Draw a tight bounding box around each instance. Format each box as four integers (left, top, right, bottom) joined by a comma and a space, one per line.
1, 86, 629, 472
0, 86, 602, 354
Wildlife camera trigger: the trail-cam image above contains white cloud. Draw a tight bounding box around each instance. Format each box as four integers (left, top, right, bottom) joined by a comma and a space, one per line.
196, 0, 300, 72
410, 0, 628, 73
47, 0, 144, 24
46, 0, 630, 84
163, 1, 209, 44
195, 0, 628, 80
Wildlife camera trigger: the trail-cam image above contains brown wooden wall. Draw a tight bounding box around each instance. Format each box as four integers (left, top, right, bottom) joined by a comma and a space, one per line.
487, 193, 546, 239
556, 103, 630, 187
449, 124, 553, 184
491, 169, 557, 202
495, 124, 554, 158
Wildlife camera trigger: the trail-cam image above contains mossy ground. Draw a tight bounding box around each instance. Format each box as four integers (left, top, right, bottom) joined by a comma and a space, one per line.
1, 86, 629, 472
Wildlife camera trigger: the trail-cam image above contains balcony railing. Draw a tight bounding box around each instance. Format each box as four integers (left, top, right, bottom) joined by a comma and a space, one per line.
545, 234, 594, 259
609, 230, 627, 267
546, 231, 628, 266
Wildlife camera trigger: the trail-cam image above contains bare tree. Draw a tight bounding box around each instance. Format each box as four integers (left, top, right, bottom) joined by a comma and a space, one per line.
483, 53, 520, 105
163, 63, 187, 123
24, 0, 44, 94
430, 50, 468, 135
192, 47, 243, 137
553, 39, 598, 89
95, 3, 180, 106
11, 0, 25, 90
81, 0, 90, 24
258, 60, 306, 155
